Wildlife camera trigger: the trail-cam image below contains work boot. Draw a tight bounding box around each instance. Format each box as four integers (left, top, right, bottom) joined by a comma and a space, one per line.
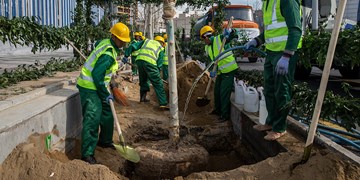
159, 104, 170, 110
97, 142, 116, 150
215, 116, 228, 123
81, 156, 97, 164
140, 91, 150, 102
210, 109, 219, 115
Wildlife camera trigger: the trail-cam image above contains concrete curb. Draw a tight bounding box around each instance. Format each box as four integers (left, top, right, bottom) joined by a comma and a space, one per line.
0, 79, 75, 112
287, 116, 360, 165
0, 82, 81, 163
230, 93, 360, 166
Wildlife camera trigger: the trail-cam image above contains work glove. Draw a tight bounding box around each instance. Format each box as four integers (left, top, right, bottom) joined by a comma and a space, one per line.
244, 38, 258, 50
275, 56, 290, 75
122, 57, 128, 64
210, 71, 217, 78
223, 28, 232, 38
106, 94, 114, 104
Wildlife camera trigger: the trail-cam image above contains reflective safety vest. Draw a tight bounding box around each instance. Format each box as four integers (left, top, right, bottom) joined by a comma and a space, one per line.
131, 40, 140, 56
163, 44, 168, 65
263, 0, 302, 51
77, 39, 118, 90
205, 35, 238, 74
136, 39, 162, 66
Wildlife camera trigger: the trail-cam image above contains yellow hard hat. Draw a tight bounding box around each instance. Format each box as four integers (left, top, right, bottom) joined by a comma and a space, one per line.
110, 22, 131, 42
163, 34, 168, 40
154, 36, 165, 44
200, 25, 214, 38
134, 32, 140, 36
141, 36, 145, 40
139, 32, 143, 36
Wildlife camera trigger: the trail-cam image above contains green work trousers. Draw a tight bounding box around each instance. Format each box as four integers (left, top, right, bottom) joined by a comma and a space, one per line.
136, 60, 167, 106
131, 56, 138, 75
79, 88, 114, 158
214, 70, 236, 120
263, 51, 298, 133
162, 65, 168, 80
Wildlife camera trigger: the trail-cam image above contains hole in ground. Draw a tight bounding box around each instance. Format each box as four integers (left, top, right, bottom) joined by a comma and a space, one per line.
122, 121, 263, 179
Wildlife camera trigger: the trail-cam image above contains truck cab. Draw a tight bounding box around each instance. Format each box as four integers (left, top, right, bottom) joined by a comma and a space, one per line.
193, 5, 259, 39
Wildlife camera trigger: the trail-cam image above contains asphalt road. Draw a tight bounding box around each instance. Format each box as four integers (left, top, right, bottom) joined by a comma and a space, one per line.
237, 57, 360, 98
0, 49, 74, 74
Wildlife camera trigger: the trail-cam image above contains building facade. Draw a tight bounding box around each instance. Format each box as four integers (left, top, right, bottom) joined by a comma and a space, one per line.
174, 12, 201, 37
0, 0, 76, 27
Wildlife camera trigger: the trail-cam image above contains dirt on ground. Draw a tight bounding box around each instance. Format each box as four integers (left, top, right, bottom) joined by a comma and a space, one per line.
185, 149, 360, 180
0, 71, 79, 100
1, 60, 360, 179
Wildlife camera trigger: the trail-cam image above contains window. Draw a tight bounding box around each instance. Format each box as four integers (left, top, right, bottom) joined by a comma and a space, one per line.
18, 0, 22, 16
12, 0, 15, 17
4, 0, 9, 17
224, 8, 254, 21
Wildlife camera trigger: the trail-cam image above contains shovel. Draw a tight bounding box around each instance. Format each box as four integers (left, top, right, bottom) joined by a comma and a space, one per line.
109, 98, 140, 163
196, 17, 234, 107
291, 0, 347, 170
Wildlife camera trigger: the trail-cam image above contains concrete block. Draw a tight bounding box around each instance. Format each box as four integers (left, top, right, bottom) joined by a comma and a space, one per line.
0, 81, 67, 111
230, 92, 360, 166
0, 85, 82, 163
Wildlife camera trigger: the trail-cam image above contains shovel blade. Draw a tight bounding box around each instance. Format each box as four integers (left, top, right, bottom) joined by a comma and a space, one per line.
196, 97, 211, 107
291, 144, 313, 170
114, 144, 140, 163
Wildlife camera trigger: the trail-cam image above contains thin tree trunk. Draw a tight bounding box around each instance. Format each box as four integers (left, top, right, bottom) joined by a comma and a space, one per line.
163, 0, 179, 143
147, 3, 153, 39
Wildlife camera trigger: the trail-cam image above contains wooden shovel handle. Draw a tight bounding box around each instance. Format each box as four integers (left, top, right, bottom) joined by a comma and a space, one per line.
64, 36, 87, 60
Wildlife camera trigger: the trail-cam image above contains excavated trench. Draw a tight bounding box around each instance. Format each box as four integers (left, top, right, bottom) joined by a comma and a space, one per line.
121, 120, 263, 179
1, 61, 360, 179
115, 61, 266, 179
0, 61, 268, 179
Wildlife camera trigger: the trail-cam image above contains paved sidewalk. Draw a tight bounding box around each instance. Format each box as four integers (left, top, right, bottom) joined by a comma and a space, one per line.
0, 50, 74, 74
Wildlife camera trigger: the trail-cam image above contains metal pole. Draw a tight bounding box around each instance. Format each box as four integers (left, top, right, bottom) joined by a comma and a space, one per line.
302, 5, 307, 33
163, 0, 179, 143
312, 0, 319, 30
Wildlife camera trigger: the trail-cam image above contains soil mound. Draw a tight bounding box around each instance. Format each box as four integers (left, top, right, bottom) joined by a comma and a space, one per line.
176, 60, 214, 114
0, 143, 124, 180
186, 150, 360, 179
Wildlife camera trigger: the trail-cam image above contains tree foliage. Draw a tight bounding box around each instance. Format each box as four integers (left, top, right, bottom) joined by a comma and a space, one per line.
91, 0, 229, 8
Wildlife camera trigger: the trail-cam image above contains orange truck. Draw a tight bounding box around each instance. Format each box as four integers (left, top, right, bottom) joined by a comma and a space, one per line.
194, 5, 261, 62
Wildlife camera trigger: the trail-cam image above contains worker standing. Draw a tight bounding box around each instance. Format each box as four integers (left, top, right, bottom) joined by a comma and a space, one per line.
200, 25, 238, 122
124, 36, 169, 110
129, 32, 143, 75
162, 34, 169, 80
245, 0, 302, 141
76, 22, 131, 164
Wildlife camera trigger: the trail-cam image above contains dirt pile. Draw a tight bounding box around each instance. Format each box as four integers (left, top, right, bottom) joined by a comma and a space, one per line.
175, 60, 214, 115
134, 140, 209, 178
1, 65, 360, 180
0, 143, 124, 180
185, 150, 360, 179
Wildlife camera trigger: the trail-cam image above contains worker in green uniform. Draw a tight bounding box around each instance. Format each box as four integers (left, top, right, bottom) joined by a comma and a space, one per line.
200, 25, 239, 122
245, 0, 302, 140
76, 22, 131, 164
123, 36, 169, 110
159, 34, 168, 80
129, 32, 143, 75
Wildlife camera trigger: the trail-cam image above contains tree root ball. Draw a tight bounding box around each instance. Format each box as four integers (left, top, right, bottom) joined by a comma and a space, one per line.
133, 140, 209, 178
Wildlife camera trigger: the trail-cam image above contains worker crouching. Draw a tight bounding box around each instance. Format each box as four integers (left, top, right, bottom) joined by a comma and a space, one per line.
124, 36, 169, 110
